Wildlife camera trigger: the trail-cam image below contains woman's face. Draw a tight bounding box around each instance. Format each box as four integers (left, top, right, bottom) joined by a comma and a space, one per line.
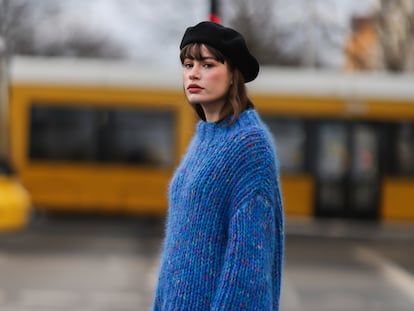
182, 45, 232, 108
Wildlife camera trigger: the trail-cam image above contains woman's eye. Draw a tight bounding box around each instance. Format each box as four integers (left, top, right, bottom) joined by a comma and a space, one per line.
183, 63, 193, 68
203, 63, 214, 68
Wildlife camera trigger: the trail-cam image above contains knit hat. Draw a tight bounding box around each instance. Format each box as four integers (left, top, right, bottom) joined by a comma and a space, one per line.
180, 21, 259, 83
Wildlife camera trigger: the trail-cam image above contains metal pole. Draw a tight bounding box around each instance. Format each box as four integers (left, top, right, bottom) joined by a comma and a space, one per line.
0, 0, 11, 168
0, 35, 9, 165
209, 0, 221, 23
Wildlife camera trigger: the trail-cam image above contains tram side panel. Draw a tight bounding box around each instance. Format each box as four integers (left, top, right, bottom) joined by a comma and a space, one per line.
381, 122, 414, 221
254, 92, 414, 222
10, 83, 192, 215
9, 76, 414, 222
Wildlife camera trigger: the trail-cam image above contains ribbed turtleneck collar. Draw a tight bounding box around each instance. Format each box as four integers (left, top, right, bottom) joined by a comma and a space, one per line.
195, 109, 260, 142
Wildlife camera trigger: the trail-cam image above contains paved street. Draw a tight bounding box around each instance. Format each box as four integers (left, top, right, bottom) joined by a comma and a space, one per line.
0, 215, 162, 311
0, 214, 413, 311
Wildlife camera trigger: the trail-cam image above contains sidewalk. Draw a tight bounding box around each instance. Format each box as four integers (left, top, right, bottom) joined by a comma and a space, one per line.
285, 217, 414, 240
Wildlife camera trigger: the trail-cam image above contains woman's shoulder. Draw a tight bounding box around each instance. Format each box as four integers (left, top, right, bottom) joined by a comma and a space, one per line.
230, 111, 275, 146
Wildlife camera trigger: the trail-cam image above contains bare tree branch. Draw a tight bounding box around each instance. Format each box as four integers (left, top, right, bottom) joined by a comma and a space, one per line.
376, 0, 414, 72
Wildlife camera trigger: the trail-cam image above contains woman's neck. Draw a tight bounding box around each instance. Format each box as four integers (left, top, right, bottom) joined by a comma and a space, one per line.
200, 101, 231, 123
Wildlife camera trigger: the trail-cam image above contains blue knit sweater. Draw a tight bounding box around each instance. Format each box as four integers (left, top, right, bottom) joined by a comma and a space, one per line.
153, 109, 284, 310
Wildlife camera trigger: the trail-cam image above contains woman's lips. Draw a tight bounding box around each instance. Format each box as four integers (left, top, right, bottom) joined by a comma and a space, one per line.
187, 84, 203, 93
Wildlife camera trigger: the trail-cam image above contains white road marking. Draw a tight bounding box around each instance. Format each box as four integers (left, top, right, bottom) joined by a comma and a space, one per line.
355, 246, 414, 303
19, 289, 80, 308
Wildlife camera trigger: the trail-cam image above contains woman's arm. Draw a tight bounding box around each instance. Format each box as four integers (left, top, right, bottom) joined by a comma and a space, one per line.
211, 194, 283, 310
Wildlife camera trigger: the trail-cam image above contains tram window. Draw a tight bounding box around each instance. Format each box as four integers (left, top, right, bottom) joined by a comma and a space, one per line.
315, 122, 348, 180
262, 117, 307, 174
350, 124, 379, 180
395, 123, 414, 175
30, 105, 98, 161
319, 183, 345, 210
29, 104, 175, 167
98, 109, 174, 167
351, 183, 379, 212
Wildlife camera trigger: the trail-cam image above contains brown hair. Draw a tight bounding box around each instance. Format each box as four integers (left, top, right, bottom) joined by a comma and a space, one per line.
180, 43, 252, 125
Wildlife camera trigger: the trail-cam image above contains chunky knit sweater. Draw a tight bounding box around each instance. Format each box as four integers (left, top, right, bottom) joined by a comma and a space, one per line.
153, 109, 284, 310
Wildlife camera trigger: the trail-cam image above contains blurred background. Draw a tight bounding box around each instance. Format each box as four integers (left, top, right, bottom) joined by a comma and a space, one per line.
1, 0, 414, 310
1, 0, 414, 71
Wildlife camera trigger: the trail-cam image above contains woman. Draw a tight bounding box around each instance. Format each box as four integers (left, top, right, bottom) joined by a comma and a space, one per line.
153, 21, 284, 310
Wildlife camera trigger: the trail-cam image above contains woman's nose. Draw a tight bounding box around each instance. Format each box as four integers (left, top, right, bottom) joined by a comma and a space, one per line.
189, 65, 200, 80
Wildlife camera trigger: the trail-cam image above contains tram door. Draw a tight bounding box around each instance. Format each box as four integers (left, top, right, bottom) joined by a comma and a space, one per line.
314, 122, 380, 219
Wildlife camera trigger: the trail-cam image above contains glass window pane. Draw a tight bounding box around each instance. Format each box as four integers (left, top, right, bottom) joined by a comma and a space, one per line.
29, 105, 98, 161
99, 109, 174, 167
395, 123, 414, 175
318, 183, 346, 210
350, 124, 379, 180
315, 122, 348, 180
262, 117, 306, 174
29, 104, 175, 167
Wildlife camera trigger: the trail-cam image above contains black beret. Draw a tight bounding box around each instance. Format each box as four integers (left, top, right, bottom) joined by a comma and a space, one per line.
180, 21, 259, 83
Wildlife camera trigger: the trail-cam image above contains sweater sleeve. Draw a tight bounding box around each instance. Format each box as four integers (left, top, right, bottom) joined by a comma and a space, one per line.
211, 194, 282, 310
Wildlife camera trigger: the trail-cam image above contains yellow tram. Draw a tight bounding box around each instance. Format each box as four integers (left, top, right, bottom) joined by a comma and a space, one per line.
0, 46, 30, 231
9, 56, 414, 222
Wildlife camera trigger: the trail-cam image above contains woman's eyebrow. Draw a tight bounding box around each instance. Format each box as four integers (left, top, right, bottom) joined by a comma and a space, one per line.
200, 56, 216, 60
186, 56, 216, 61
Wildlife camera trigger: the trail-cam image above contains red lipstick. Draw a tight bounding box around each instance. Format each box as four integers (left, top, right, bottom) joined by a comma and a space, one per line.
187, 84, 203, 93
